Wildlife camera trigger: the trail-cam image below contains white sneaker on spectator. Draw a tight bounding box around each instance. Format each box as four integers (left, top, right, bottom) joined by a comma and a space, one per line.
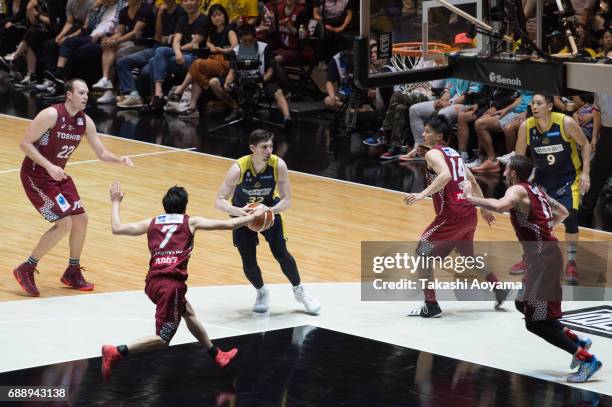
497, 151, 516, 165
460, 151, 470, 163
93, 77, 113, 90
252, 286, 269, 313
293, 285, 321, 315
117, 94, 144, 109
97, 90, 116, 104
466, 157, 482, 169
4, 52, 16, 62
35, 79, 54, 91
164, 100, 189, 114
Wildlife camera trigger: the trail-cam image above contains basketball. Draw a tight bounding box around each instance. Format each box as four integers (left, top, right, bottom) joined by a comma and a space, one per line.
246, 203, 275, 232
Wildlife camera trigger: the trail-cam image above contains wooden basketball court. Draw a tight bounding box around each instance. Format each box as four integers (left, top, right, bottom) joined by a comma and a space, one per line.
1, 114, 609, 301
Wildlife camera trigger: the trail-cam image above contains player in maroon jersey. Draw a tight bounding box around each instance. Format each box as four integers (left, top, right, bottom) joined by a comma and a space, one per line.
13, 78, 134, 297
462, 155, 602, 383
101, 181, 266, 382
404, 115, 506, 318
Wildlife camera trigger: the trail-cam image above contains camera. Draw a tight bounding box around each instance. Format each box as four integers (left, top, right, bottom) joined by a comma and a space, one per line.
233, 56, 263, 106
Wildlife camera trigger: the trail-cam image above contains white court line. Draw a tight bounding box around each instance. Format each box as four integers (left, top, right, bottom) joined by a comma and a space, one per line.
2, 113, 610, 237
0, 147, 196, 175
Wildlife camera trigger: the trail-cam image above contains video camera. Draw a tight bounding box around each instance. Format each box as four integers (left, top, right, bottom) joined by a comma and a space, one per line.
233, 56, 263, 107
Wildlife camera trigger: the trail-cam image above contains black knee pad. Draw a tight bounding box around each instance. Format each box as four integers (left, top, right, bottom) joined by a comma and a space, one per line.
563, 209, 579, 234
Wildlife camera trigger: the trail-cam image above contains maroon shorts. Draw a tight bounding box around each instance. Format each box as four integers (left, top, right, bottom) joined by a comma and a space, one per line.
145, 277, 187, 342
417, 213, 477, 258
516, 244, 563, 321
20, 169, 85, 222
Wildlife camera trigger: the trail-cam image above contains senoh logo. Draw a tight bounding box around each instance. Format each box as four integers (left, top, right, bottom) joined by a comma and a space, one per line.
488, 71, 522, 86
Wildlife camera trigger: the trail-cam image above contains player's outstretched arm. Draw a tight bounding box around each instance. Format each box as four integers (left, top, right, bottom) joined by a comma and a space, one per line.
404, 149, 451, 205
465, 167, 496, 226
189, 207, 265, 232
109, 181, 150, 236
271, 158, 291, 214
215, 163, 250, 217
514, 121, 528, 156
85, 116, 134, 167
462, 182, 524, 214
563, 116, 591, 193
20, 107, 67, 181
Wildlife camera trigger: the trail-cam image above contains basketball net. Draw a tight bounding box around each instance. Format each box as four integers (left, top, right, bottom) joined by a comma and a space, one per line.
391, 42, 457, 96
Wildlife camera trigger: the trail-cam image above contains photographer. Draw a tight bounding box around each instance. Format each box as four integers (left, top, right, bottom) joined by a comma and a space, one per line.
216, 24, 292, 126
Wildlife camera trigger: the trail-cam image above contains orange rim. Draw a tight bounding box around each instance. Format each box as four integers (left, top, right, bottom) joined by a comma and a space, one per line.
392, 42, 459, 57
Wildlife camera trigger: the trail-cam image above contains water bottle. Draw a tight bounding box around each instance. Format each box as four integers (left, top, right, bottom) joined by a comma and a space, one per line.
298, 24, 306, 40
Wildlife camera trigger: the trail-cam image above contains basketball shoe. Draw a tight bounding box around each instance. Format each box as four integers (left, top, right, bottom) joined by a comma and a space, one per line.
408, 302, 443, 318
567, 356, 602, 383
252, 286, 269, 313
293, 285, 321, 315
61, 265, 94, 291
214, 348, 238, 368
509, 260, 527, 275
571, 337, 593, 369
493, 288, 510, 309
13, 262, 40, 296
565, 261, 579, 285
101, 345, 123, 382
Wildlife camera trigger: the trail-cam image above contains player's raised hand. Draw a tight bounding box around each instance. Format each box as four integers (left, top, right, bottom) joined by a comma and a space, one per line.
110, 181, 125, 202
119, 156, 134, 167
404, 193, 424, 206
46, 164, 68, 181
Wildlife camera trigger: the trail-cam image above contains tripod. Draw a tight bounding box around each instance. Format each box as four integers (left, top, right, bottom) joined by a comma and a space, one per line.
209, 83, 286, 135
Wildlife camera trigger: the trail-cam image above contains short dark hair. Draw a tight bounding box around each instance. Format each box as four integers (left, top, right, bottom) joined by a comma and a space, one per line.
425, 114, 451, 142
249, 129, 274, 146
163, 186, 188, 214
64, 78, 86, 94
238, 24, 256, 37
534, 94, 554, 104
208, 4, 229, 27
508, 155, 533, 182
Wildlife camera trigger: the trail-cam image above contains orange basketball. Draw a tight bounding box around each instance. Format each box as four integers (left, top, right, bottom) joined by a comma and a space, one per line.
246, 203, 275, 232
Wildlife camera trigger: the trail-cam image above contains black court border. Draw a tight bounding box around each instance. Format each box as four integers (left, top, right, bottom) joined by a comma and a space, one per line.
561, 305, 612, 339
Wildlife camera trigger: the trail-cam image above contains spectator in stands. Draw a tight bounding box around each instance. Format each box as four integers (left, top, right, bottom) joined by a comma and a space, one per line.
91, 0, 156, 104
255, 0, 279, 41
469, 90, 533, 172
454, 86, 517, 164
142, 0, 207, 112
0, 0, 27, 59
37, 0, 94, 94
269, 0, 310, 94
46, 0, 126, 87
207, 0, 259, 26
177, 3, 237, 118
115, 0, 186, 108
217, 24, 293, 126
312, 0, 352, 61
596, 26, 611, 56
6, 0, 65, 88
405, 78, 482, 160
572, 93, 600, 148
578, 89, 612, 226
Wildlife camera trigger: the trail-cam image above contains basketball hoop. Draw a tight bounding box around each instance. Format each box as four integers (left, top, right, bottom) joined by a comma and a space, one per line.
391, 42, 458, 95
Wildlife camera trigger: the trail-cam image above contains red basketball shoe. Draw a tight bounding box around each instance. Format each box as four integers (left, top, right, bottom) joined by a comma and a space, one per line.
509, 260, 528, 275
13, 262, 40, 296
60, 265, 94, 291
214, 348, 238, 368
101, 345, 123, 382
565, 260, 579, 285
